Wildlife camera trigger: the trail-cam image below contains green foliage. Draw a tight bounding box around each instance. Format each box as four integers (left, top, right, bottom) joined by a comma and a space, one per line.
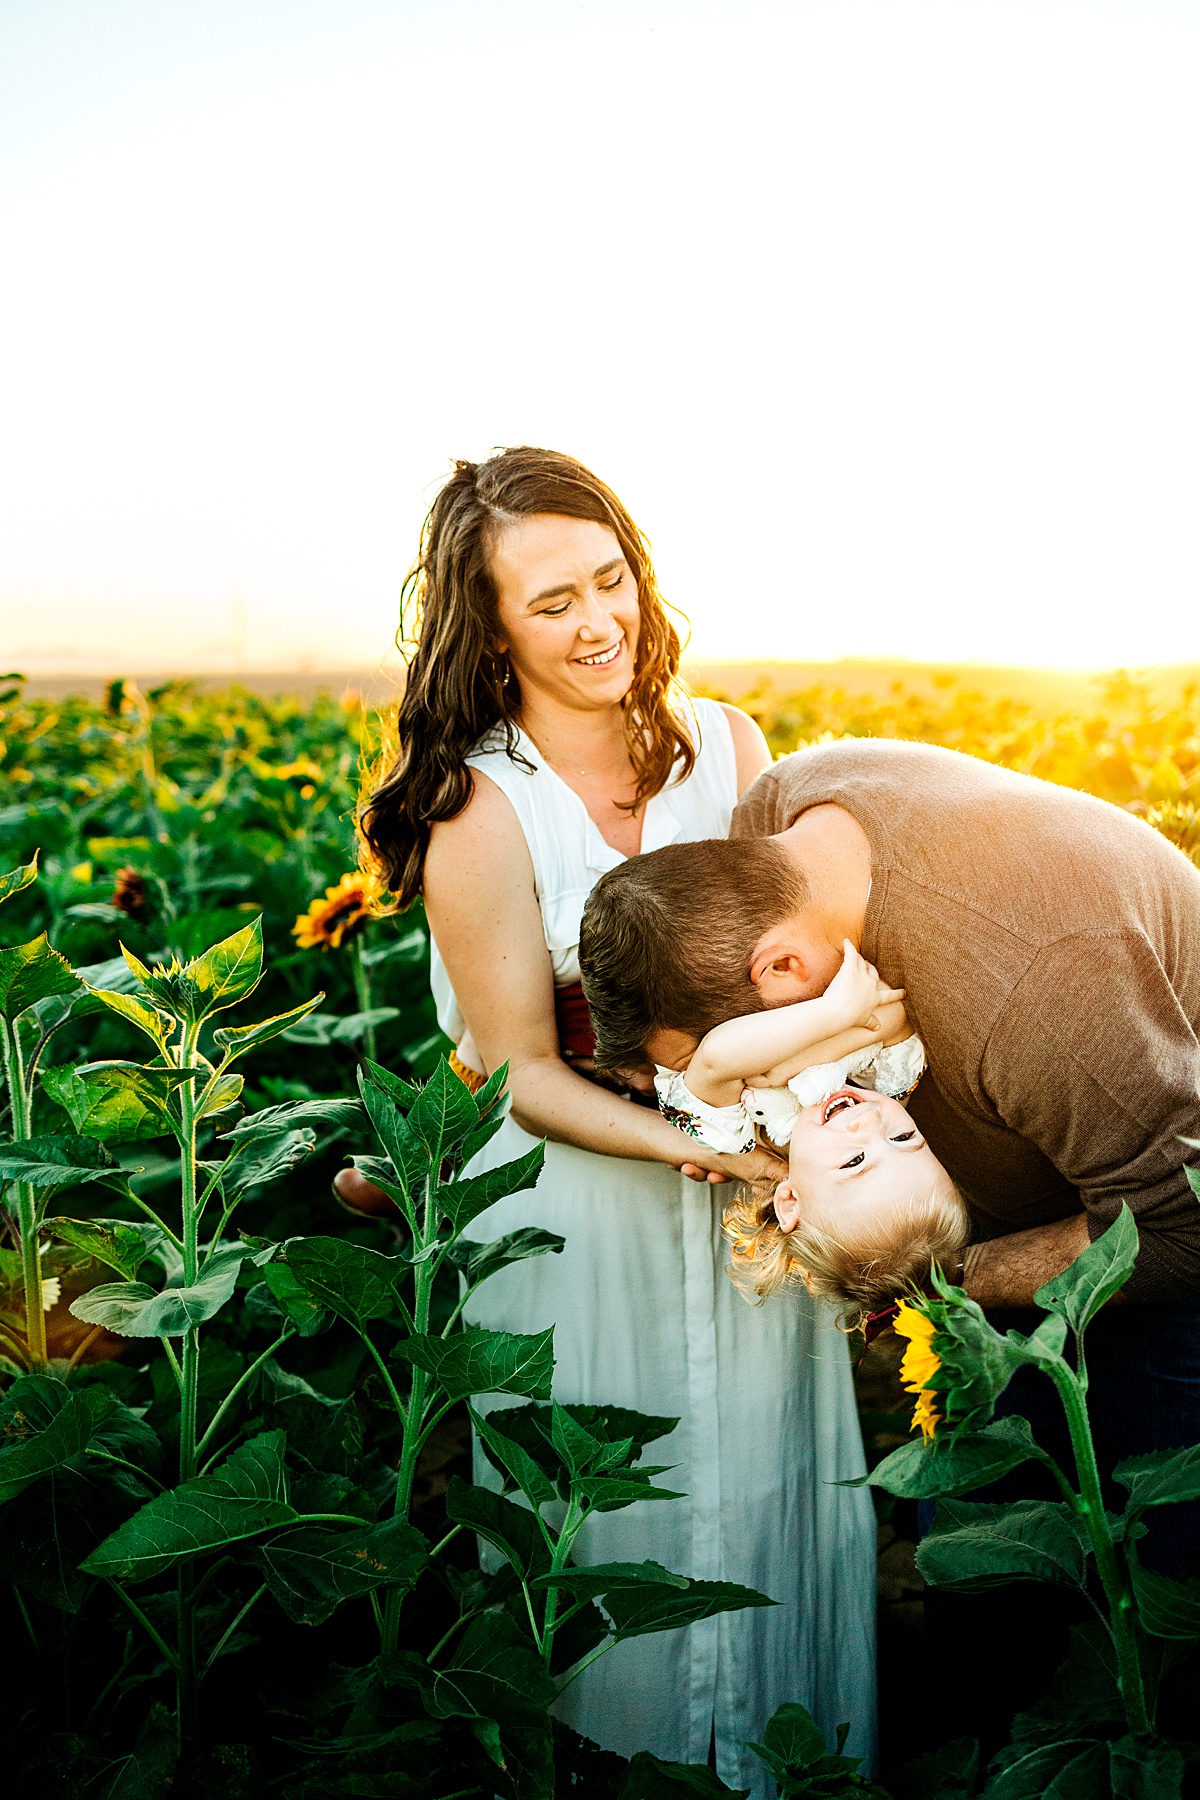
859, 1416, 1045, 1499
0, 1375, 119, 1503
916, 1499, 1090, 1592
879, 1209, 1200, 1791
746, 1702, 887, 1797
1034, 1206, 1140, 1335
0, 845, 781, 1795
83, 1431, 299, 1581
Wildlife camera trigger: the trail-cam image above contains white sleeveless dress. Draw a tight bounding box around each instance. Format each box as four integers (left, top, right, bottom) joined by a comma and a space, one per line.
429, 698, 876, 1791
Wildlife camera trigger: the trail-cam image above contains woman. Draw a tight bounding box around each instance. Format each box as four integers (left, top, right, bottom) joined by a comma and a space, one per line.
348, 448, 876, 1789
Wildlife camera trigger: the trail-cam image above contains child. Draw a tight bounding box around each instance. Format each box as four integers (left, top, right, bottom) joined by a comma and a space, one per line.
652, 941, 969, 1320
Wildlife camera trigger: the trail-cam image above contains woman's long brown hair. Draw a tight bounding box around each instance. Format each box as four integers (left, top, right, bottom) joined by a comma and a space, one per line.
360, 447, 696, 908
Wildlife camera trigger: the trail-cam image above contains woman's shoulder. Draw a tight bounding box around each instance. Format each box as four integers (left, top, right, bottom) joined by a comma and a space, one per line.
682, 697, 772, 798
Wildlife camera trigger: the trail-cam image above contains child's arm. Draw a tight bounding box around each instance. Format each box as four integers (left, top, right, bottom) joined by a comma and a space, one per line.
685, 944, 904, 1105
761, 1000, 912, 1085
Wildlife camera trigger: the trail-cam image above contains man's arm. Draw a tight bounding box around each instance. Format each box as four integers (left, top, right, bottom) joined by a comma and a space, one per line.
980, 930, 1200, 1304
962, 1214, 1092, 1308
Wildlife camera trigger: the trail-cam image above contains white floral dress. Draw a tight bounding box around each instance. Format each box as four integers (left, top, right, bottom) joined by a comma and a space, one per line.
429, 699, 877, 1792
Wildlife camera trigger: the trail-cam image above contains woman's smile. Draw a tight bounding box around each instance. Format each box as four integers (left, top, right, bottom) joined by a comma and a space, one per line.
574, 636, 625, 669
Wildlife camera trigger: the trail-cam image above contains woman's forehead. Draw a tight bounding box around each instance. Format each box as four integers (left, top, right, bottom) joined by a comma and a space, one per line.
491, 514, 623, 596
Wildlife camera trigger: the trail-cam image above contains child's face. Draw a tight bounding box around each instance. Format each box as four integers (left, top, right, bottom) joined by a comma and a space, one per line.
774, 1088, 948, 1233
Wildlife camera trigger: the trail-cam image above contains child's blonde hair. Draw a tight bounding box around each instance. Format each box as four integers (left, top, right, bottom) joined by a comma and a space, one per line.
723, 1176, 970, 1324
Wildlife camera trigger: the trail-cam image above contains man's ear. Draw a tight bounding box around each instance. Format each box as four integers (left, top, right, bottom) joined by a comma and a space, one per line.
773, 1180, 802, 1234
749, 937, 815, 1004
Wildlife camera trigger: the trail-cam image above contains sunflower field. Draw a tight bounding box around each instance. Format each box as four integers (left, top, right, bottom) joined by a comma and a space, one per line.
3, 664, 1200, 1800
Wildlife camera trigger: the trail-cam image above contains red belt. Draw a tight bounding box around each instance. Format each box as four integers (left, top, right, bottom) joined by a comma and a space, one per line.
554, 980, 596, 1060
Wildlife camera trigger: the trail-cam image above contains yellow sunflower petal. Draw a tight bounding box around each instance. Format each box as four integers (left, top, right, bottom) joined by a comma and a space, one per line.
911, 1389, 940, 1442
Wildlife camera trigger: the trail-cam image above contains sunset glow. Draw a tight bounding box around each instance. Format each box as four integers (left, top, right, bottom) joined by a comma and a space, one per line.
2, 0, 1199, 675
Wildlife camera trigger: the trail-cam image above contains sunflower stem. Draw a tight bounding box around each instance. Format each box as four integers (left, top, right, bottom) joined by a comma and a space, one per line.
2, 1014, 47, 1370
1047, 1357, 1150, 1735
351, 934, 376, 1064
175, 1018, 202, 1741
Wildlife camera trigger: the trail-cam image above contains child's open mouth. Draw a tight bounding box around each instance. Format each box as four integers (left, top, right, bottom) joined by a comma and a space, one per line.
820, 1090, 863, 1124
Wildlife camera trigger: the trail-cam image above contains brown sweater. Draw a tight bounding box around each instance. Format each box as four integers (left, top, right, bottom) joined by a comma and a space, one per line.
732, 739, 1200, 1303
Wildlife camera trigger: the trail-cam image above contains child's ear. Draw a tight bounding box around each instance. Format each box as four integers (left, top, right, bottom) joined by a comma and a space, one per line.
773, 1180, 801, 1235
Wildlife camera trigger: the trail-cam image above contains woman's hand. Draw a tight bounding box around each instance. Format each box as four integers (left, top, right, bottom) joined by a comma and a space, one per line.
678, 1145, 787, 1186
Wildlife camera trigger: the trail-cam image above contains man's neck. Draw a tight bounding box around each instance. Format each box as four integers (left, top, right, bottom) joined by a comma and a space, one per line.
774, 804, 873, 948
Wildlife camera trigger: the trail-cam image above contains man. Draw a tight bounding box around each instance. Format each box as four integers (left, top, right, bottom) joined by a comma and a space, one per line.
581, 736, 1200, 1310
581, 736, 1200, 1741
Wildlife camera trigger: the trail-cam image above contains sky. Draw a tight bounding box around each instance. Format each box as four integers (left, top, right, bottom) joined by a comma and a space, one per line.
2, 0, 1199, 675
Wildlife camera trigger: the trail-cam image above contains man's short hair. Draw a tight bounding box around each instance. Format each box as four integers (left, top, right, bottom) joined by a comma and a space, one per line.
579, 837, 809, 1070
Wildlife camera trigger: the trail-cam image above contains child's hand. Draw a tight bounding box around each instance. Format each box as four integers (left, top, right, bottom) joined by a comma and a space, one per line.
824, 941, 905, 1030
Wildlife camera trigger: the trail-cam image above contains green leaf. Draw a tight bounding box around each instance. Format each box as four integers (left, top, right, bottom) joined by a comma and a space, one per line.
255, 1263, 330, 1336
890, 1736, 980, 1800
213, 1129, 317, 1201
246, 1515, 428, 1625
1108, 1734, 1185, 1800
1034, 1203, 1139, 1336
917, 1498, 1090, 1592
78, 986, 169, 1049
443, 1473, 551, 1580
357, 1066, 428, 1196
620, 1755, 748, 1798
1007, 1619, 1125, 1748
427, 1609, 557, 1720
81, 1430, 296, 1581
408, 1057, 480, 1164
978, 1742, 1103, 1800
533, 1560, 690, 1600
0, 1134, 139, 1202
446, 1225, 565, 1289
282, 1007, 400, 1046
278, 1236, 401, 1329
395, 1325, 555, 1403
755, 1701, 828, 1772
45, 1216, 150, 1280
575, 1473, 687, 1512
361, 928, 427, 970
469, 1404, 558, 1507
861, 1417, 1046, 1500
184, 915, 264, 1017
344, 1154, 411, 1211
194, 1069, 243, 1122
550, 1400, 605, 1475
602, 1576, 775, 1639
69, 1243, 247, 1337
100, 1700, 178, 1800
1129, 1559, 1200, 1639
0, 853, 39, 907
218, 1097, 364, 1143
437, 1143, 547, 1232
0, 934, 80, 1020
212, 993, 325, 1055
0, 1375, 115, 1504
1114, 1443, 1200, 1512
1014, 1312, 1071, 1364
359, 1057, 423, 1109
42, 1061, 200, 1143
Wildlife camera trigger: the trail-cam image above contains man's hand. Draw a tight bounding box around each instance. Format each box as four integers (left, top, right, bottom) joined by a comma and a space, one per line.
824, 940, 905, 1033
963, 1213, 1093, 1308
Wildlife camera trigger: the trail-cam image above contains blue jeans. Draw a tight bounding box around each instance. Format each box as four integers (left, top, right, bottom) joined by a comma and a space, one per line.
917, 1299, 1200, 1749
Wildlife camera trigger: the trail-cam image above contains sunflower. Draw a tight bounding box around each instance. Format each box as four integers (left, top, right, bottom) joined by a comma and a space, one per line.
894, 1301, 942, 1442
293, 871, 382, 950
112, 866, 148, 917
